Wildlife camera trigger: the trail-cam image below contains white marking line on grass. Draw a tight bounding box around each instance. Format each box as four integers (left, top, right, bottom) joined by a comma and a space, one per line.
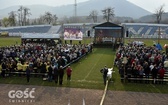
83, 51, 104, 81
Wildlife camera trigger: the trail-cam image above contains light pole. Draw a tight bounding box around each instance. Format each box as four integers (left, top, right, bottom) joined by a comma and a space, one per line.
158, 27, 161, 44
83, 23, 86, 44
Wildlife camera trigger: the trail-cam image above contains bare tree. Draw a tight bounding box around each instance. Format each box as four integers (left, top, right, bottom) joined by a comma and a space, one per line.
88, 10, 98, 23
44, 12, 53, 24
32, 18, 37, 25
154, 4, 165, 24
18, 6, 24, 26
102, 7, 115, 22
23, 7, 31, 25
37, 15, 45, 24
52, 14, 58, 25
59, 16, 70, 24
8, 11, 17, 26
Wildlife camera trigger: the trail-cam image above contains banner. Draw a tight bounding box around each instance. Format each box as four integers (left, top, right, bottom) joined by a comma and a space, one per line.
64, 28, 83, 40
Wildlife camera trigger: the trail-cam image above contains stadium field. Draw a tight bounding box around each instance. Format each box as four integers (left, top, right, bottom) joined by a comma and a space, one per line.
0, 37, 168, 93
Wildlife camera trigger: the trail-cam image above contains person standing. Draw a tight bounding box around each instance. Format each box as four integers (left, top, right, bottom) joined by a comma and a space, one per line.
66, 66, 72, 81
26, 66, 31, 83
59, 66, 64, 85
17, 61, 23, 77
100, 65, 108, 85
40, 62, 46, 78
151, 65, 158, 84
48, 64, 53, 82
1, 61, 7, 78
143, 62, 150, 83
54, 66, 59, 84
158, 66, 165, 84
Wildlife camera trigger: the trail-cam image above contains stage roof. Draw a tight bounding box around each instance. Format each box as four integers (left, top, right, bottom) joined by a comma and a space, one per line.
93, 22, 122, 29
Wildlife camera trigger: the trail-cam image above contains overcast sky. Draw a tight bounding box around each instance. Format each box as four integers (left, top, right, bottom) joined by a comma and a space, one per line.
127, 0, 168, 12
0, 0, 168, 13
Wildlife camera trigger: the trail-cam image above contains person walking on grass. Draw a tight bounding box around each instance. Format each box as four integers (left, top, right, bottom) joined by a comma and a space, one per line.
66, 66, 72, 81
100, 65, 108, 85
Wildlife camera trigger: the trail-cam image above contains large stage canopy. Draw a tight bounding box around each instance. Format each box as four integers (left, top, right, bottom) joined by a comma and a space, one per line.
93, 22, 124, 44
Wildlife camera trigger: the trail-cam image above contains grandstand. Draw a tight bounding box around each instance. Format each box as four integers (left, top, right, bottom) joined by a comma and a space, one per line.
1, 23, 168, 39
122, 23, 168, 38
47, 25, 62, 34
0, 25, 51, 34
0, 23, 98, 37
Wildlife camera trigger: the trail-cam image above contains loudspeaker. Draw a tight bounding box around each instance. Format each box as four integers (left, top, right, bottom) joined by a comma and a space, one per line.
87, 30, 90, 37
126, 31, 129, 37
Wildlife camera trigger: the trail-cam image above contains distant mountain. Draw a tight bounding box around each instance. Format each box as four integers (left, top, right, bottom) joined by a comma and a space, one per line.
0, 0, 151, 19
139, 12, 168, 23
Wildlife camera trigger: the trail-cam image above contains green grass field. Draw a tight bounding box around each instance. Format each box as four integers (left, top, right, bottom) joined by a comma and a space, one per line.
125, 38, 168, 47
0, 37, 21, 47
0, 37, 168, 93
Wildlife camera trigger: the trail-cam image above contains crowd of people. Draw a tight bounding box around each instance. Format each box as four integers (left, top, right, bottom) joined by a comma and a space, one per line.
0, 42, 93, 85
115, 42, 168, 83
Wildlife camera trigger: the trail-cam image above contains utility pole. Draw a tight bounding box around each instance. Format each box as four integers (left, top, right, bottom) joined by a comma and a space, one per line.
75, 0, 77, 17
74, 0, 77, 23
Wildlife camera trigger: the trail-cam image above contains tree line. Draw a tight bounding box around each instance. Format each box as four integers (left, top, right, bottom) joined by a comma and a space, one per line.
0, 5, 165, 27
0, 6, 58, 27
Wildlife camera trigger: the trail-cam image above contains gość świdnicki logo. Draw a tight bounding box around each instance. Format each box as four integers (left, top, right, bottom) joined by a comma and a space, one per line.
8, 88, 35, 103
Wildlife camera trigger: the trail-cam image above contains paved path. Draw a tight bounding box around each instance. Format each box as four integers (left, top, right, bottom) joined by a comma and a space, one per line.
0, 84, 168, 105
104, 91, 168, 105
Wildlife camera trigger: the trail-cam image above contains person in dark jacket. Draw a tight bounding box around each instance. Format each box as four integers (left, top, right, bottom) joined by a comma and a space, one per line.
59, 66, 64, 85
143, 62, 150, 83
1, 61, 7, 78
100, 65, 108, 85
40, 62, 46, 78
48, 64, 53, 82
151, 65, 158, 84
54, 66, 59, 84
26, 66, 31, 83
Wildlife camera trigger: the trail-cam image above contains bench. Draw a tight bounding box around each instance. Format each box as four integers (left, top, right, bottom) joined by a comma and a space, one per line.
5, 71, 48, 80
121, 72, 168, 84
